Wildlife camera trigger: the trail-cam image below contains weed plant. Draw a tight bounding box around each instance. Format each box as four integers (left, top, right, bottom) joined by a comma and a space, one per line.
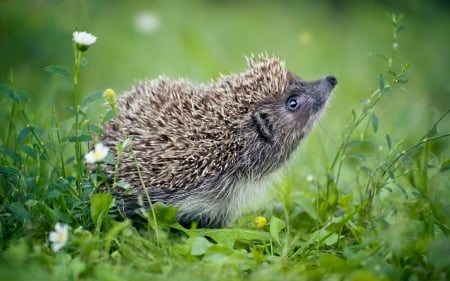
0, 14, 449, 281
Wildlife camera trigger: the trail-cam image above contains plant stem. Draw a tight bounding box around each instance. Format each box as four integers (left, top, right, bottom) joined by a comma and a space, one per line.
327, 88, 385, 192
54, 107, 66, 178
6, 70, 17, 150
74, 49, 83, 193
129, 145, 160, 244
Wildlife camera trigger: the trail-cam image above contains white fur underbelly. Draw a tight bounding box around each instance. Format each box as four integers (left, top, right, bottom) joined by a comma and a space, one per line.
231, 179, 271, 219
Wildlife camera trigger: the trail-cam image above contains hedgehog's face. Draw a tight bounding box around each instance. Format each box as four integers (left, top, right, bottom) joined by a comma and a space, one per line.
252, 72, 337, 146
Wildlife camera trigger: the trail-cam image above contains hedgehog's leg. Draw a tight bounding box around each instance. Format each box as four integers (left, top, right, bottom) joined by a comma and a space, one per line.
115, 184, 233, 228
113, 188, 174, 218
176, 203, 229, 228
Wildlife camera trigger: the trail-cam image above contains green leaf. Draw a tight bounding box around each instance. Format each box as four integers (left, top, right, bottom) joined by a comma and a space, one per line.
319, 255, 348, 272
346, 140, 362, 148
348, 154, 366, 162
269, 216, 286, 245
0, 83, 10, 93
189, 236, 213, 256
0, 88, 29, 104
370, 113, 378, 133
43, 65, 71, 78
324, 232, 339, 246
117, 138, 132, 155
0, 165, 20, 177
360, 166, 371, 176
46, 190, 62, 200
7, 202, 30, 221
90, 193, 114, 231
348, 270, 383, 281
291, 193, 319, 220
64, 156, 75, 165
401, 62, 410, 72
378, 73, 385, 92
32, 201, 56, 223
16, 127, 31, 143
0, 87, 15, 102
103, 153, 115, 165
305, 228, 339, 247
116, 180, 132, 190
82, 91, 104, 107
87, 124, 103, 135
20, 145, 37, 160
387, 169, 395, 180
396, 75, 408, 84
395, 183, 408, 199
427, 238, 450, 268
172, 226, 271, 246
428, 124, 438, 137
440, 159, 450, 173
66, 105, 76, 113
102, 110, 115, 123
15, 91, 29, 103
0, 147, 23, 164
386, 134, 392, 151
388, 70, 397, 77
149, 202, 178, 227
68, 135, 92, 142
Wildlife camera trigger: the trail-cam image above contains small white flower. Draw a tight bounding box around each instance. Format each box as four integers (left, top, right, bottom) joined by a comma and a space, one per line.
84, 143, 109, 164
134, 11, 160, 33
306, 174, 314, 182
73, 31, 97, 51
49, 222, 69, 252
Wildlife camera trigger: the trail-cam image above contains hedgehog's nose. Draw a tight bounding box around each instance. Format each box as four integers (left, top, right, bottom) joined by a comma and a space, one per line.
326, 76, 338, 86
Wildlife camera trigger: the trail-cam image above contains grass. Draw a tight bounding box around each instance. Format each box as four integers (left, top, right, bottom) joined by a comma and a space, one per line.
1, 1, 450, 280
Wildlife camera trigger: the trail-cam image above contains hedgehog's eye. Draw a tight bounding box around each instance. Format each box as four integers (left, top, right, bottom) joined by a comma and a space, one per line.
286, 95, 301, 112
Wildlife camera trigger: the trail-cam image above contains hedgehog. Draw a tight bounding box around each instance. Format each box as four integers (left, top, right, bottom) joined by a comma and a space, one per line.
102, 55, 337, 228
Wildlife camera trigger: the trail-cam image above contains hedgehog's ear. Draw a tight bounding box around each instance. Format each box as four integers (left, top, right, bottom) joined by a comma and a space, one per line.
252, 110, 274, 142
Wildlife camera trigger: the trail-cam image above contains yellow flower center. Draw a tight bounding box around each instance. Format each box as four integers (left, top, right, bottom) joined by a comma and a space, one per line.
57, 231, 66, 242
93, 150, 103, 160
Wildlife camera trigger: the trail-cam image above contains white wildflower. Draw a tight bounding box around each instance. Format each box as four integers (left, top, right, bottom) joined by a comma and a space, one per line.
49, 222, 69, 252
84, 143, 109, 164
306, 174, 314, 182
134, 11, 160, 33
73, 31, 97, 51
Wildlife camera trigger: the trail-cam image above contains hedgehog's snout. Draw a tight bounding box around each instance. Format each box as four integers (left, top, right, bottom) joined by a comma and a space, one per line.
310, 75, 337, 108
326, 75, 338, 86
317, 75, 337, 96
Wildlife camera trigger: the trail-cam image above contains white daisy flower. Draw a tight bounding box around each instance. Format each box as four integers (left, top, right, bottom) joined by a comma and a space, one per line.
73, 31, 97, 51
84, 143, 109, 164
134, 11, 160, 33
49, 222, 69, 252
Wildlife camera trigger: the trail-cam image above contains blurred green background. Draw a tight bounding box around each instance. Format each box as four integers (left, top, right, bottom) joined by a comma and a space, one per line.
1, 0, 449, 156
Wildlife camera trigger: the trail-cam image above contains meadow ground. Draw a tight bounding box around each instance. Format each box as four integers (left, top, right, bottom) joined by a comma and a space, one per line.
0, 1, 449, 280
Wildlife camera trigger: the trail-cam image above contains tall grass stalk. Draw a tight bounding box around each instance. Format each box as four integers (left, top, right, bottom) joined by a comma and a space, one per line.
73, 47, 83, 192
53, 106, 66, 178
6, 70, 17, 149
326, 13, 408, 216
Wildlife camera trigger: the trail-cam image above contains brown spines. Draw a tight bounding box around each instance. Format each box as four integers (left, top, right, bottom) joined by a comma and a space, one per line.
103, 55, 289, 191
